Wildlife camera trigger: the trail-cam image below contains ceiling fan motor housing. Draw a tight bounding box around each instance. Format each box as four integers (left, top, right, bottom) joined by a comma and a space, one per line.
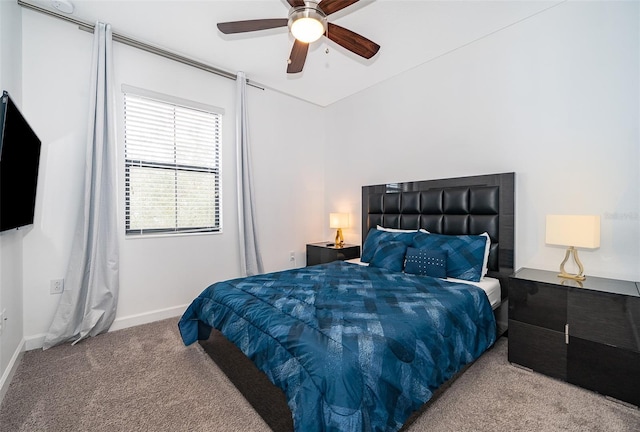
288, 1, 327, 43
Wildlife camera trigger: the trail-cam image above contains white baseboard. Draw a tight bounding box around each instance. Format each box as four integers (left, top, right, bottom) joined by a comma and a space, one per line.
24, 305, 189, 351
24, 334, 46, 351
109, 304, 188, 332
0, 338, 25, 405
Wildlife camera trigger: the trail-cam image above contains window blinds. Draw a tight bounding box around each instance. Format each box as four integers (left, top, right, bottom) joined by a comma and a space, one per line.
124, 90, 222, 235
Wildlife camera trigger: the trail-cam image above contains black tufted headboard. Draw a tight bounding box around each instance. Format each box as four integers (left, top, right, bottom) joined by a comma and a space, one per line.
362, 173, 515, 297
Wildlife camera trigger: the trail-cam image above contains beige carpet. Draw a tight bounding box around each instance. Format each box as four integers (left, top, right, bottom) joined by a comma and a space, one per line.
1, 317, 638, 431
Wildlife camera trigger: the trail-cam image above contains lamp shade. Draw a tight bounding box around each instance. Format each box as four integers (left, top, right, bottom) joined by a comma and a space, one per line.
329, 213, 349, 229
546, 215, 600, 249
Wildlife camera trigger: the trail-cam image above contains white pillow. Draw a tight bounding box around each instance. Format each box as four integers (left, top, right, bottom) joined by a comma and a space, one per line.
376, 225, 417, 233
345, 257, 369, 266
480, 232, 491, 277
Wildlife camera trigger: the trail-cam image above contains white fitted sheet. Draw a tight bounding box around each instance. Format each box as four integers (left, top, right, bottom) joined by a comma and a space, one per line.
445, 276, 502, 309
344, 258, 502, 309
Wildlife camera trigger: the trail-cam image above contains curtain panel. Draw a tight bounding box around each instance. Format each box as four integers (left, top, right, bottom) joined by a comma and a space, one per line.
236, 71, 264, 276
43, 21, 119, 349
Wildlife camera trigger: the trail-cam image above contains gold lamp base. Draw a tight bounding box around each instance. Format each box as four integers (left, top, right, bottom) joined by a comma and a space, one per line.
557, 246, 586, 281
334, 228, 344, 248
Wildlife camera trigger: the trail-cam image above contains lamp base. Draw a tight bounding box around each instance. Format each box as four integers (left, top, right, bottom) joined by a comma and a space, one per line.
557, 272, 586, 282
334, 228, 344, 248
557, 246, 586, 281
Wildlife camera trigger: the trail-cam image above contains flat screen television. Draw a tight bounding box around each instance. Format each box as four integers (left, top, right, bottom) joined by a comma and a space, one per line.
0, 90, 42, 232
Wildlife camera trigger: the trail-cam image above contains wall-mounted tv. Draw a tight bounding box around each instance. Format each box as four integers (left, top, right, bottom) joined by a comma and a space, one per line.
0, 90, 42, 232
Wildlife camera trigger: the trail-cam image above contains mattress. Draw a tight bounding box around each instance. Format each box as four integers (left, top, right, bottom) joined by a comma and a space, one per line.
344, 258, 502, 309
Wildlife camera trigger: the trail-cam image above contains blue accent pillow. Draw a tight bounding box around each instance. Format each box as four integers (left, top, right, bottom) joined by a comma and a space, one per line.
361, 228, 417, 263
411, 232, 487, 282
404, 247, 447, 278
368, 241, 408, 272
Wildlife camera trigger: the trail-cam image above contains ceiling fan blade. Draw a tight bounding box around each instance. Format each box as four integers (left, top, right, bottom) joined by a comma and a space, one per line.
319, 0, 360, 16
287, 40, 309, 74
217, 18, 288, 34
326, 23, 380, 59
287, 0, 306, 7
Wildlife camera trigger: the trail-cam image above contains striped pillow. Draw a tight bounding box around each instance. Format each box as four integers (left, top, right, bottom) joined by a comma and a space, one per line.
361, 228, 416, 263
411, 232, 487, 282
368, 241, 408, 273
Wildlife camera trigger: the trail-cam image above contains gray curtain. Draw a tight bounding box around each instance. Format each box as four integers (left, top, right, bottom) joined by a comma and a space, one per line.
43, 22, 119, 349
236, 71, 264, 276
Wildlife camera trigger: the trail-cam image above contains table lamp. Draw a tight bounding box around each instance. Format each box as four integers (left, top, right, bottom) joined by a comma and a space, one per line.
545, 215, 600, 281
329, 213, 349, 248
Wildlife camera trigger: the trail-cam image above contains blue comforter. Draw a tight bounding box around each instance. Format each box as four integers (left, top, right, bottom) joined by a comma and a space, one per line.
179, 261, 496, 432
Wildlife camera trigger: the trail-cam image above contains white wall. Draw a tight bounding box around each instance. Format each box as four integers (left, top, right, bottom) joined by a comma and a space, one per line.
325, 1, 640, 282
20, 9, 325, 347
0, 0, 26, 402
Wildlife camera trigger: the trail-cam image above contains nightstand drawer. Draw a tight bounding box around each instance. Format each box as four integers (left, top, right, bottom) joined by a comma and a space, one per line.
306, 243, 360, 266
568, 337, 640, 406
509, 278, 567, 332
568, 290, 640, 353
508, 319, 567, 380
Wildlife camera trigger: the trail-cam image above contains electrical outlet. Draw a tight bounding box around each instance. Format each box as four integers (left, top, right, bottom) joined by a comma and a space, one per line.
289, 251, 295, 262
50, 279, 64, 295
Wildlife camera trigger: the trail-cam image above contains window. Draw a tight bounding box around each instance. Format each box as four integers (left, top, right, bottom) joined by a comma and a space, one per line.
123, 87, 222, 236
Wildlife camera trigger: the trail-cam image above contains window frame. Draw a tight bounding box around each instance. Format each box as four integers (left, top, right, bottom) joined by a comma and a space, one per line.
122, 85, 224, 237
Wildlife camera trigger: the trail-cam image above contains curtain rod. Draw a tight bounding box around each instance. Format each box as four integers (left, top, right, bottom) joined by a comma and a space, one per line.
17, 0, 264, 91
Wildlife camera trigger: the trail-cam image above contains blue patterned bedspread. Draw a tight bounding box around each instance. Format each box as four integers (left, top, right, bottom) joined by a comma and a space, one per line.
179, 261, 496, 432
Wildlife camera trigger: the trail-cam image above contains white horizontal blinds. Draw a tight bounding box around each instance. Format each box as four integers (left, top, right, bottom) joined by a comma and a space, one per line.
124, 91, 221, 235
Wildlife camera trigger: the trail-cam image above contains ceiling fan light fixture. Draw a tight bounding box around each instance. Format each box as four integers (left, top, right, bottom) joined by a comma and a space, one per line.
288, 3, 327, 43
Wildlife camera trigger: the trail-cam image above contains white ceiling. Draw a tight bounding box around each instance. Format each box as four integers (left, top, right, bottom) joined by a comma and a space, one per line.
24, 0, 565, 106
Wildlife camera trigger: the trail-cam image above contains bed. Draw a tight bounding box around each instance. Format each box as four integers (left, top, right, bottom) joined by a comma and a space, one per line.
179, 172, 515, 432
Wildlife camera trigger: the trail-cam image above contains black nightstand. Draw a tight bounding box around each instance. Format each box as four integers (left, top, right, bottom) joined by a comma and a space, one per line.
508, 268, 640, 406
306, 243, 360, 266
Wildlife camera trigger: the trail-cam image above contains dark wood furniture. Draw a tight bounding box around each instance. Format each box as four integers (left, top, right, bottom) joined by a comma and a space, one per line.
306, 242, 360, 266
509, 268, 640, 407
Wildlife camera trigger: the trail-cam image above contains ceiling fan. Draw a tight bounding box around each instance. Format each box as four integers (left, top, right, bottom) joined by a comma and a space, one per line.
217, 0, 380, 74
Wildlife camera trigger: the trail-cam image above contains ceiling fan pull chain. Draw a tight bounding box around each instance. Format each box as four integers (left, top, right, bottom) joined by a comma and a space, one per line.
325, 24, 329, 54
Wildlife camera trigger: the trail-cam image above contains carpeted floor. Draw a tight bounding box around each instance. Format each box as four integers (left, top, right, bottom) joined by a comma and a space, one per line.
1, 317, 638, 431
